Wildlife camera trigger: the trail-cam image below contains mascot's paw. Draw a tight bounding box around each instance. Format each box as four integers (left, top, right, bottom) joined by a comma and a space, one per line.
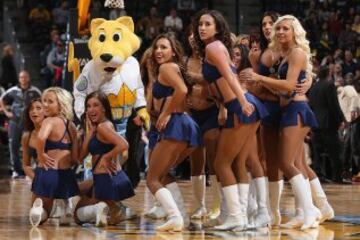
67, 41, 80, 81
137, 108, 150, 131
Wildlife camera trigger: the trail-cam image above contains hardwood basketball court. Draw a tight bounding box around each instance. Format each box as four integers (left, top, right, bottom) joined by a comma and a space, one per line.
0, 179, 359, 239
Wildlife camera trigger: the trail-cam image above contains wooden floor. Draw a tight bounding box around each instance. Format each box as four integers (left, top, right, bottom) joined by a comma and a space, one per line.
0, 179, 360, 240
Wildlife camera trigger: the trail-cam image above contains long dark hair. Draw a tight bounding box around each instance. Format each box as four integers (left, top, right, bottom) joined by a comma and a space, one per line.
259, 11, 280, 52
192, 9, 233, 59
23, 98, 42, 131
84, 91, 114, 125
149, 33, 191, 90
233, 44, 251, 73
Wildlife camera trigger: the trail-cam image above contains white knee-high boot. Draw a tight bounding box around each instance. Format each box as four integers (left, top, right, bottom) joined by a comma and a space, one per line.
247, 173, 258, 219
207, 175, 221, 219
165, 182, 188, 224
29, 198, 48, 227
250, 177, 271, 228
191, 175, 207, 219
155, 188, 184, 231
268, 180, 283, 226
281, 179, 304, 229
310, 178, 334, 223
289, 174, 321, 230
214, 184, 247, 231
144, 186, 167, 219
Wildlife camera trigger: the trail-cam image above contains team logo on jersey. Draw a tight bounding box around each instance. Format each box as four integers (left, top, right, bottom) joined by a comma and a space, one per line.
76, 75, 88, 92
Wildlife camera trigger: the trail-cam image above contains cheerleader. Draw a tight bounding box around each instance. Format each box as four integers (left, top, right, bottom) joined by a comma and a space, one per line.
241, 15, 322, 230
30, 87, 79, 227
74, 91, 134, 227
185, 29, 222, 220
146, 33, 202, 232
193, 9, 268, 231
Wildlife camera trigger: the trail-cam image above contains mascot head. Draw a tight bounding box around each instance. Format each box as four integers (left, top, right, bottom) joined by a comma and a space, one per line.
88, 16, 140, 75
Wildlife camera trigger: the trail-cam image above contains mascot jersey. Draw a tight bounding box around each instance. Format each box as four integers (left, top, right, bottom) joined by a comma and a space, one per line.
74, 56, 146, 136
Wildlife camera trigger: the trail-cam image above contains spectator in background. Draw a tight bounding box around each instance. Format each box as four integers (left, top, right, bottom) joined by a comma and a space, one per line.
109, 8, 127, 20
342, 50, 357, 76
0, 71, 41, 178
328, 10, 342, 36
52, 1, 69, 32
46, 40, 66, 86
337, 79, 360, 182
136, 6, 164, 50
309, 66, 345, 183
352, 14, 360, 34
333, 63, 343, 82
0, 45, 17, 89
164, 8, 183, 35
338, 21, 357, 52
318, 22, 336, 60
28, 3, 51, 25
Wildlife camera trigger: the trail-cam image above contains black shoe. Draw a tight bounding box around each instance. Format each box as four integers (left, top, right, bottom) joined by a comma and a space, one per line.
334, 178, 352, 184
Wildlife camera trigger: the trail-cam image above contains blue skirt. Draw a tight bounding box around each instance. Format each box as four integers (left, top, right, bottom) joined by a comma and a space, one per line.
148, 125, 160, 150
160, 113, 203, 147
31, 168, 79, 199
280, 101, 318, 128
190, 105, 219, 135
224, 93, 269, 128
93, 170, 135, 201
261, 100, 281, 128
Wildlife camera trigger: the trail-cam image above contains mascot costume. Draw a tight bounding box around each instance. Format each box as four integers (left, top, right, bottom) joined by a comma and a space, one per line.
71, 16, 149, 135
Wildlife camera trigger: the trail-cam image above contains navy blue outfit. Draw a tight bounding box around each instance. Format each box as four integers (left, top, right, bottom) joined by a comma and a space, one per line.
31, 119, 79, 199
152, 79, 202, 147
88, 132, 135, 201
258, 62, 282, 128
202, 61, 268, 128
147, 125, 159, 150
277, 63, 318, 128
190, 104, 219, 136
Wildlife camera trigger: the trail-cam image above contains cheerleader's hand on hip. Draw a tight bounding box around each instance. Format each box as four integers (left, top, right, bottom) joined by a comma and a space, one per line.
156, 112, 170, 131
39, 153, 56, 170
100, 156, 117, 175
241, 100, 255, 117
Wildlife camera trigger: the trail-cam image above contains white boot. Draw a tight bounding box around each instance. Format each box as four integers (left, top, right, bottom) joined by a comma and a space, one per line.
310, 178, 334, 223
247, 173, 258, 220
76, 202, 109, 227
203, 183, 227, 228
59, 200, 72, 226
155, 188, 184, 232
29, 198, 48, 227
49, 199, 63, 218
214, 185, 247, 231
144, 187, 167, 219
281, 182, 304, 229
289, 174, 321, 230
268, 180, 283, 226
207, 175, 221, 219
190, 175, 207, 219
95, 202, 109, 227
166, 182, 188, 225
250, 177, 271, 228
145, 203, 167, 219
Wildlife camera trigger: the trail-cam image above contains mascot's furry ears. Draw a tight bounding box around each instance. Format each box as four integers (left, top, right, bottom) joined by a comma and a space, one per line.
90, 16, 135, 34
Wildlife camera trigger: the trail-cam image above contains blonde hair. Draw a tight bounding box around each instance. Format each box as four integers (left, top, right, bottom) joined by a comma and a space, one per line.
43, 87, 74, 121
269, 15, 313, 76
